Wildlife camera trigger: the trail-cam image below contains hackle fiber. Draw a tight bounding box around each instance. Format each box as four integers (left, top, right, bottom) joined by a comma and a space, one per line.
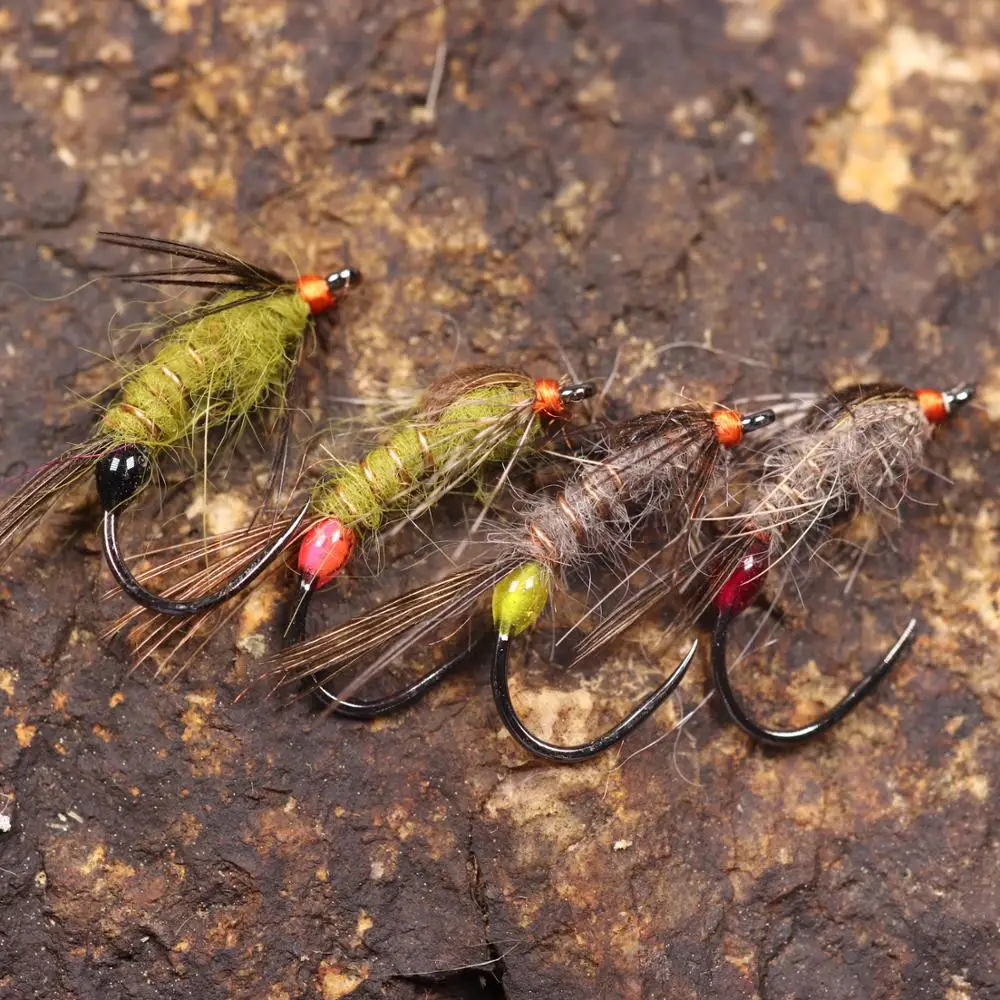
749, 395, 932, 545
506, 411, 721, 575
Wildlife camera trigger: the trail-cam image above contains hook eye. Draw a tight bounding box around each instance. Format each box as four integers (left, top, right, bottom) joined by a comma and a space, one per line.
559, 383, 596, 404
944, 384, 975, 411
740, 409, 776, 433
326, 266, 362, 293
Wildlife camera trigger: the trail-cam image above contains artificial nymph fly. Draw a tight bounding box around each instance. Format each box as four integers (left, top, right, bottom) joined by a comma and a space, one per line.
268, 402, 775, 762
0, 232, 360, 570
106, 365, 594, 667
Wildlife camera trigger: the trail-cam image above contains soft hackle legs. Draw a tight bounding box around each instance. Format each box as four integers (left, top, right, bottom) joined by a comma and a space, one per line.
313, 636, 488, 719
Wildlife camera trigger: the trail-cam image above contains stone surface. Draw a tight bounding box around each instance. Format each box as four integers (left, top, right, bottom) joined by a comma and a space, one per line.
0, 1, 998, 998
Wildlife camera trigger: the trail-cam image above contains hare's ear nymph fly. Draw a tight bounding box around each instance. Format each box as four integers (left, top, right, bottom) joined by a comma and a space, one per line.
106, 364, 595, 673
264, 401, 774, 760
1, 231, 363, 571
700, 379, 972, 747
483, 407, 776, 761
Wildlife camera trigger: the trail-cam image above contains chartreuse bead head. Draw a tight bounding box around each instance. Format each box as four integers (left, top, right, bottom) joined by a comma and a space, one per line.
492, 561, 549, 639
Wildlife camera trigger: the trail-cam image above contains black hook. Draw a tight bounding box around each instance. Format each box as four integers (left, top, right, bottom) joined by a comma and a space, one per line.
710, 610, 916, 746
708, 532, 915, 745
283, 577, 317, 646
312, 634, 489, 719
102, 494, 311, 617
282, 578, 487, 719
491, 634, 698, 763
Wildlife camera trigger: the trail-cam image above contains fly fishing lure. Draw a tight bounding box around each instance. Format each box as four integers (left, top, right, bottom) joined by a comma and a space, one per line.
706, 382, 974, 745
269, 402, 776, 762
105, 365, 595, 657
0, 232, 360, 567
575, 381, 975, 748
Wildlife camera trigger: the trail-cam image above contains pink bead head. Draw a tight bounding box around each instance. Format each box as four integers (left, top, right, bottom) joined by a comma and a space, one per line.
296, 518, 356, 589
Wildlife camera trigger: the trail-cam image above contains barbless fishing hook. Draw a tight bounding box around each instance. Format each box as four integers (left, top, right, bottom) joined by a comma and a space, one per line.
312, 634, 492, 719
492, 629, 699, 763
98, 442, 313, 616
709, 537, 917, 746
704, 383, 974, 745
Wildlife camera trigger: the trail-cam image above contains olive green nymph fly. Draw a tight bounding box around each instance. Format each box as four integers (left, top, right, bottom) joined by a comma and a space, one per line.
0, 232, 360, 573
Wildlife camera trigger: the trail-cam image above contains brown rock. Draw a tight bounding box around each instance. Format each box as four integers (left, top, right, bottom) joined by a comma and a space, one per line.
0, 1, 998, 998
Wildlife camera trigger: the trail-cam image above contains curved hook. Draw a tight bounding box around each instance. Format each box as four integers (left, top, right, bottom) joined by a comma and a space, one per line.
103, 501, 311, 617
313, 634, 489, 719
711, 611, 917, 746
492, 634, 698, 763
283, 581, 487, 719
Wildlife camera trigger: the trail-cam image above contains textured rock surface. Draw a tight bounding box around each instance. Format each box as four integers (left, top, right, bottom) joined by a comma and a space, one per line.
0, 1, 998, 998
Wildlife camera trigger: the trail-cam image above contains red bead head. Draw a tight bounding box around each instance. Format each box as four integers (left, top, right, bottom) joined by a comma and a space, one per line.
297, 518, 356, 589
714, 536, 771, 617
915, 389, 948, 425
296, 267, 362, 315
532, 380, 594, 418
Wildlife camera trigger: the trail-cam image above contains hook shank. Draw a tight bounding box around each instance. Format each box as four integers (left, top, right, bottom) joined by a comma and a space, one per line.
312, 635, 488, 719
103, 502, 311, 617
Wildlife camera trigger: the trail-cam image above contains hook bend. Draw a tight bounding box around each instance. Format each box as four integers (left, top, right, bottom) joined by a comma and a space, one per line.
710, 612, 916, 746
491, 634, 698, 763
